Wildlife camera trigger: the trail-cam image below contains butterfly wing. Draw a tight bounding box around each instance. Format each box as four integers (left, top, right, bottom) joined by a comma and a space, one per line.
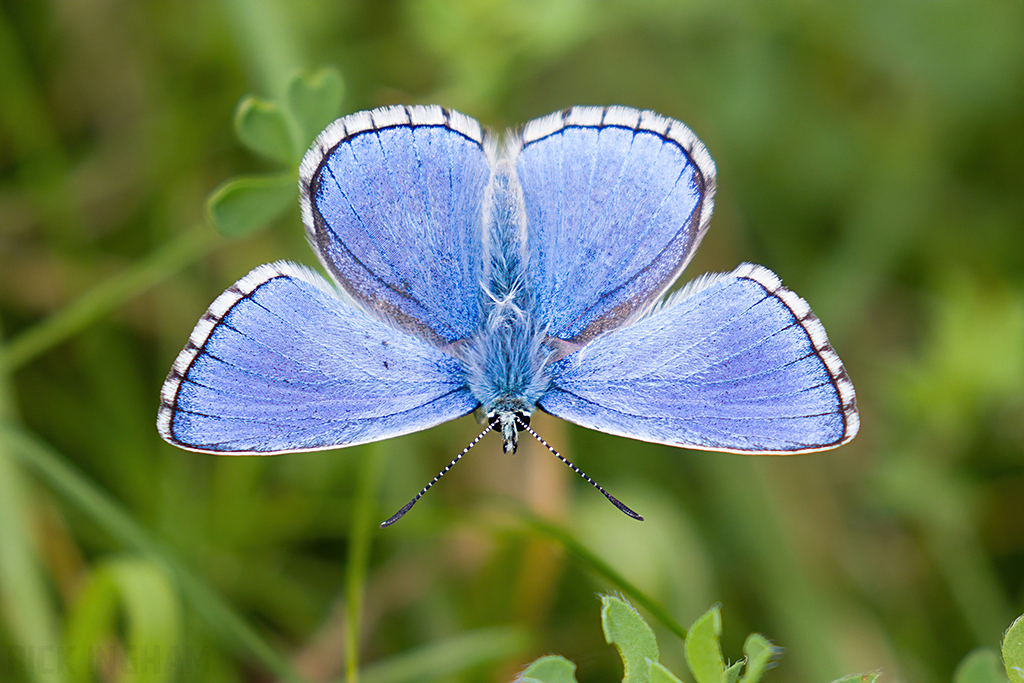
538, 264, 858, 453
157, 263, 477, 454
300, 105, 492, 345
513, 106, 716, 346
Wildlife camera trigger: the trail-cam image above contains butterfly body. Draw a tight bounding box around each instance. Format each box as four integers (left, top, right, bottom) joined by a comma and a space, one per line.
159, 105, 857, 470
463, 158, 549, 452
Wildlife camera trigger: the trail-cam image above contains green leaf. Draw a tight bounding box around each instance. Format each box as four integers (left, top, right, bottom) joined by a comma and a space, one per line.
206, 172, 295, 238
1004, 614, 1024, 682
234, 96, 295, 164
64, 557, 182, 683
954, 650, 1008, 683
740, 634, 780, 683
516, 655, 579, 683
649, 661, 684, 683
287, 67, 344, 150
829, 675, 881, 683
601, 595, 660, 683
686, 605, 725, 683
724, 660, 744, 683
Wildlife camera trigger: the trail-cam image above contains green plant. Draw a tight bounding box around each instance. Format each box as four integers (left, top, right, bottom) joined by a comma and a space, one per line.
517, 596, 1024, 683
207, 67, 343, 238
517, 596, 792, 683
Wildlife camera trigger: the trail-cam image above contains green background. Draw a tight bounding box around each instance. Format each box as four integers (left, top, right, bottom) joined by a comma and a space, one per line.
1, 2, 1021, 682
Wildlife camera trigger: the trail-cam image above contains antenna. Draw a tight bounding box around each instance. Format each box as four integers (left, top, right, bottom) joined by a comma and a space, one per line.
380, 422, 493, 527
516, 416, 643, 521
379, 415, 644, 527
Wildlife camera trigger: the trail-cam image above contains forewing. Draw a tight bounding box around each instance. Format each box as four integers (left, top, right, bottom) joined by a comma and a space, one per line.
539, 264, 858, 453
300, 105, 492, 345
514, 106, 716, 345
157, 263, 477, 454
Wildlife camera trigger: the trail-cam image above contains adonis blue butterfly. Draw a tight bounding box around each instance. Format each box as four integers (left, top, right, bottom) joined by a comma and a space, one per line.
158, 105, 858, 524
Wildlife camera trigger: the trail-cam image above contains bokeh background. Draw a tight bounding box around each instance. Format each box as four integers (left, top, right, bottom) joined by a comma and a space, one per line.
1, 2, 1022, 682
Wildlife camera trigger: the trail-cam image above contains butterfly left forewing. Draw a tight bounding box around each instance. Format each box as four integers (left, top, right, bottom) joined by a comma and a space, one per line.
300, 105, 492, 346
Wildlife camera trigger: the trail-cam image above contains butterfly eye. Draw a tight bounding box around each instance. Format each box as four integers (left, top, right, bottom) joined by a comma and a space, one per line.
514, 413, 531, 431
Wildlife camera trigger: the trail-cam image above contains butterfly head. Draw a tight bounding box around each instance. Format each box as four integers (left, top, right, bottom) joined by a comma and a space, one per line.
488, 408, 531, 454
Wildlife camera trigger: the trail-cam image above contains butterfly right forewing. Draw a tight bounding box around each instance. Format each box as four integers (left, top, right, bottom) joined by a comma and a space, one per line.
512, 106, 716, 347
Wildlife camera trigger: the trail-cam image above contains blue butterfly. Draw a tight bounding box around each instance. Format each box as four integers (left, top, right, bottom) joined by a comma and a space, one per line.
158, 105, 858, 524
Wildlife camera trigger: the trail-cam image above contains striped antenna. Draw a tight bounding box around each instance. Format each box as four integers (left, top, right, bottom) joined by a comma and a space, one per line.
516, 416, 643, 521
380, 422, 494, 527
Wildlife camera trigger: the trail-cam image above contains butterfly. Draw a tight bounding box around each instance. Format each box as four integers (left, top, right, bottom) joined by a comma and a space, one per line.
158, 105, 858, 525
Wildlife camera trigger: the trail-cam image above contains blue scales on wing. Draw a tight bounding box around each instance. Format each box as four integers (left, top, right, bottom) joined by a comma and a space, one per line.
300, 105, 492, 345
538, 264, 859, 453
513, 106, 717, 347
157, 263, 477, 454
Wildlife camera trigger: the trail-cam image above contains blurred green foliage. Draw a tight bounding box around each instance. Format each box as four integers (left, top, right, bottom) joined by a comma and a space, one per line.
1, 2, 1022, 682
517, 597, 859, 683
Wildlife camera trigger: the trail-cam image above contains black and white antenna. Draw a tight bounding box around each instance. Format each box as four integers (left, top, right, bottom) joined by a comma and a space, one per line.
380, 417, 643, 527
380, 423, 493, 527
515, 415, 643, 521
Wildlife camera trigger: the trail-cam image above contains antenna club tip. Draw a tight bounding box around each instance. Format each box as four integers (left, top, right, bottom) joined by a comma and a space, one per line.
380, 500, 416, 528
380, 421, 495, 527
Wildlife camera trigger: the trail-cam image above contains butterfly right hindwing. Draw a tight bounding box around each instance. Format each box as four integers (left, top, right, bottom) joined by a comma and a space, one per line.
538, 264, 858, 453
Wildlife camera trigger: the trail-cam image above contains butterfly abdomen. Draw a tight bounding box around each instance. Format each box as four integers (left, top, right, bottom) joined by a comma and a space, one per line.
462, 158, 551, 419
